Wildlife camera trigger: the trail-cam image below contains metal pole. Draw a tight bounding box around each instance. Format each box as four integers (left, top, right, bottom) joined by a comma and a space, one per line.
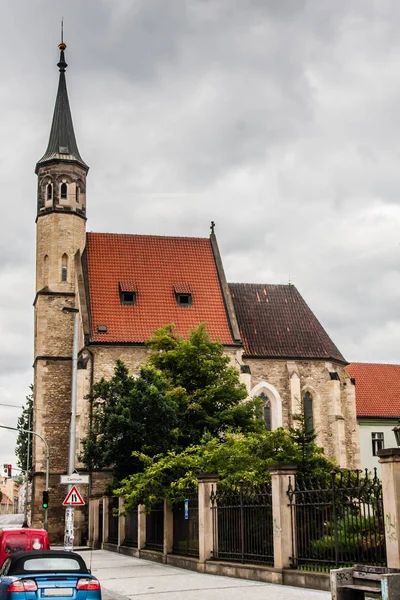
64, 308, 79, 551
0, 426, 50, 529
68, 310, 79, 475
23, 412, 31, 526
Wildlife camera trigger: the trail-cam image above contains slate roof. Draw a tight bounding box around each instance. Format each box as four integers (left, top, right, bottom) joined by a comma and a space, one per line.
229, 283, 346, 362
345, 363, 400, 418
36, 46, 87, 172
85, 233, 235, 344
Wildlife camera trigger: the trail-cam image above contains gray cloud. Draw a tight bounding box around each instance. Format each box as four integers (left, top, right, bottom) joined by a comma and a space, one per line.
0, 0, 399, 467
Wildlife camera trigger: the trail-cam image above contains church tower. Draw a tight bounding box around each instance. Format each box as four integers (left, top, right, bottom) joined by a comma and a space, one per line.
32, 37, 89, 540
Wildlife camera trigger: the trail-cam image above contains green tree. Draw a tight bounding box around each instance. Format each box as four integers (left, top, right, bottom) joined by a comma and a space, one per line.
81, 361, 178, 480
82, 324, 263, 481
147, 324, 263, 447
117, 428, 336, 510
290, 400, 320, 474
15, 385, 33, 478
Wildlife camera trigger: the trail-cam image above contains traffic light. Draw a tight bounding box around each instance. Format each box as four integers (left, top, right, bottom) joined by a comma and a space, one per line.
42, 490, 49, 509
7, 464, 12, 477
2, 464, 7, 477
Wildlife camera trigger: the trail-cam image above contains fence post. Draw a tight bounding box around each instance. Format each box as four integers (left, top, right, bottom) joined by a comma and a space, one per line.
378, 448, 400, 568
92, 499, 100, 549
88, 499, 95, 548
118, 496, 125, 548
269, 464, 297, 570
198, 474, 218, 564
164, 499, 173, 560
138, 505, 146, 550
102, 496, 109, 545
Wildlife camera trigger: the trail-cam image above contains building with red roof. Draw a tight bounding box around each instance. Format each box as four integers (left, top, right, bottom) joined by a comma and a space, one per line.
346, 363, 400, 473
31, 42, 360, 541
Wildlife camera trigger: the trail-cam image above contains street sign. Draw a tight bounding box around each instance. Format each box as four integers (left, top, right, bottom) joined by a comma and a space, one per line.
60, 474, 89, 485
62, 485, 85, 506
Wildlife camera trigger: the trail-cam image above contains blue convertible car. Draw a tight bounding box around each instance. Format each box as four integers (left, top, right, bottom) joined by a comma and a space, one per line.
0, 550, 101, 600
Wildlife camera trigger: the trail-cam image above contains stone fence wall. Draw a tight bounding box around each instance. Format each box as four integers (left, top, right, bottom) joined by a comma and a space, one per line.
87, 449, 400, 591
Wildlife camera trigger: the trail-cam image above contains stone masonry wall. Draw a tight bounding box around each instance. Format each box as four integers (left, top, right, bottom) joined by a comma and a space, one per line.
243, 358, 359, 468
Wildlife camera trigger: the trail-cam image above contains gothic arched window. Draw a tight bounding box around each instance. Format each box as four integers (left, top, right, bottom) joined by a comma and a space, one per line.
46, 183, 53, 201
60, 182, 68, 200
76, 185, 80, 203
303, 391, 314, 434
61, 253, 68, 282
259, 392, 272, 431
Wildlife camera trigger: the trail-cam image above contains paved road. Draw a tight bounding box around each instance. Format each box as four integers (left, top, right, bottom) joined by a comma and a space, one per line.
83, 550, 330, 600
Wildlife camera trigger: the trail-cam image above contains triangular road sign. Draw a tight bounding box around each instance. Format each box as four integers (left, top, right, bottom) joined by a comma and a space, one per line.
62, 485, 85, 506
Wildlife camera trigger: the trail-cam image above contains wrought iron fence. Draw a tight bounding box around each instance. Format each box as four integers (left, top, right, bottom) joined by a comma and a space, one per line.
211, 481, 274, 566
145, 501, 164, 552
123, 508, 138, 548
287, 469, 386, 571
107, 496, 119, 544
172, 490, 199, 557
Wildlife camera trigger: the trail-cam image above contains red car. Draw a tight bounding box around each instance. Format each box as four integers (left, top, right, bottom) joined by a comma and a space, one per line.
0, 529, 49, 568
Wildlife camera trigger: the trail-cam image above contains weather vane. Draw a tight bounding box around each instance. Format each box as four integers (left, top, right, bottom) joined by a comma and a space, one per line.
59, 17, 66, 51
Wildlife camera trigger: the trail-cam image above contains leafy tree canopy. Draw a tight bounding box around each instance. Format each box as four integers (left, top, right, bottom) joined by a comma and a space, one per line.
82, 324, 263, 480
81, 362, 178, 480
117, 427, 336, 511
146, 324, 263, 446
15, 385, 33, 477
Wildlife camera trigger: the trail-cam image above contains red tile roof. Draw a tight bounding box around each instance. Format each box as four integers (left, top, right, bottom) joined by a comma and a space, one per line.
229, 283, 346, 362
345, 363, 400, 418
85, 233, 235, 344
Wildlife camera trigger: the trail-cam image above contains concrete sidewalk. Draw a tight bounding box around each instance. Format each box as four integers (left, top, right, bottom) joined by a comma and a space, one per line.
82, 550, 330, 600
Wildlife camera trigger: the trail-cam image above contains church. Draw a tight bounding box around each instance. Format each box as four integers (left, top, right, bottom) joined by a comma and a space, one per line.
32, 40, 360, 541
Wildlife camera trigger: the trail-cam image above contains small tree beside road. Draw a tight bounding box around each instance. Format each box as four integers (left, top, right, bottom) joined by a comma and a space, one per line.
15, 385, 33, 478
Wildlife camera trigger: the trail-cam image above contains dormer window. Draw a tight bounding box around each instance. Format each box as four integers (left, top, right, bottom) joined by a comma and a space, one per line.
177, 293, 192, 306
96, 325, 108, 334
119, 281, 137, 305
174, 284, 192, 307
121, 291, 136, 305
60, 182, 67, 200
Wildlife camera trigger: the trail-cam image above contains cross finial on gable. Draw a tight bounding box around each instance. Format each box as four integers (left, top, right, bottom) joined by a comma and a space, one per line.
210, 221, 215, 235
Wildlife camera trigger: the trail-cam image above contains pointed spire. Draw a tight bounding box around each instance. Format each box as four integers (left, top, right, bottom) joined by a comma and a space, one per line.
36, 26, 88, 173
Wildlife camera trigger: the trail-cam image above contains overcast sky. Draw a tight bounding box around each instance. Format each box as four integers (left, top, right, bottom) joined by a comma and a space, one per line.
0, 0, 399, 471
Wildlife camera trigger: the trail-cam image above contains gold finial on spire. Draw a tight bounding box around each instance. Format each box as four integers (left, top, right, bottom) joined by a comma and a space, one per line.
58, 17, 66, 51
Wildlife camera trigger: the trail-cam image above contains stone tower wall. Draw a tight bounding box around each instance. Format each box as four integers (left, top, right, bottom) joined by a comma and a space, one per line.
32, 162, 87, 541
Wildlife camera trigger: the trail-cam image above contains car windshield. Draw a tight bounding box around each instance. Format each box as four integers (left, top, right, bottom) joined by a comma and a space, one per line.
23, 557, 82, 571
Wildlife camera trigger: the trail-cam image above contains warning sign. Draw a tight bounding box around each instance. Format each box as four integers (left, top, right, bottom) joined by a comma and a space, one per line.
62, 485, 85, 506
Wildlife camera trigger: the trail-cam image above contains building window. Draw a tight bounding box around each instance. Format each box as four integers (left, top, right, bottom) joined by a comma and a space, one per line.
259, 392, 272, 431
372, 432, 384, 456
46, 183, 53, 201
60, 182, 68, 200
176, 293, 192, 307
303, 391, 314, 434
76, 186, 80, 203
120, 291, 136, 305
61, 253, 68, 282
43, 255, 49, 287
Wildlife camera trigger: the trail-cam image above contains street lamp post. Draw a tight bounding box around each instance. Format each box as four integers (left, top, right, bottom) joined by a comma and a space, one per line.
0, 425, 49, 530
61, 306, 79, 551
